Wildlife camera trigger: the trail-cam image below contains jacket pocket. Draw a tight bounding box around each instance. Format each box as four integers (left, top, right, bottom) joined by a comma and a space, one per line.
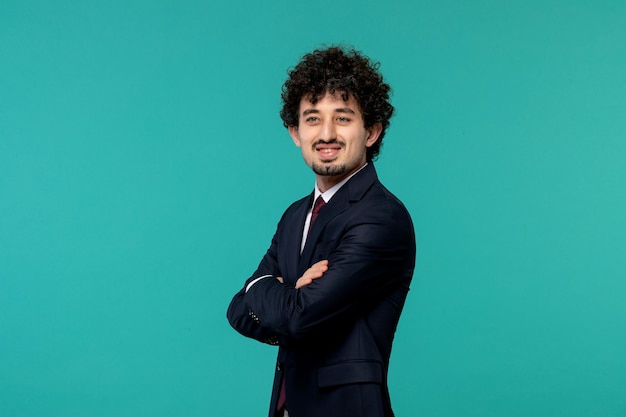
317, 360, 383, 388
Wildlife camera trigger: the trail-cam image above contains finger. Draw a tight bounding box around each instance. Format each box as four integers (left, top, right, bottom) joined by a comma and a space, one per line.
295, 277, 312, 289
310, 260, 329, 274
313, 259, 329, 268
304, 267, 324, 280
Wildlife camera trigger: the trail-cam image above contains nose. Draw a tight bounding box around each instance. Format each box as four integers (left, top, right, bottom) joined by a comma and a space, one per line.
320, 119, 336, 141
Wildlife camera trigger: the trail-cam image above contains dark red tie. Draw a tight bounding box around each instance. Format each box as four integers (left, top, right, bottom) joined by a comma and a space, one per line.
277, 196, 326, 412
309, 195, 326, 230
277, 379, 287, 412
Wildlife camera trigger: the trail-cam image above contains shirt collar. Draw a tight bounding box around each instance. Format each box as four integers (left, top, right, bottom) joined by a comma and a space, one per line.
313, 163, 368, 205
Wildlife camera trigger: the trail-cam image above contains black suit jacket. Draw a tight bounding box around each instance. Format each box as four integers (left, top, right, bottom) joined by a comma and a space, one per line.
227, 164, 416, 417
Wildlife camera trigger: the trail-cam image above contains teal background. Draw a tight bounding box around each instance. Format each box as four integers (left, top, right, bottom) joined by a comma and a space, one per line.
1, 1, 625, 416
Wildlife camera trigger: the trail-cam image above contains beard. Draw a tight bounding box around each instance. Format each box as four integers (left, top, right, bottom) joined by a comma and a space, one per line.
310, 139, 348, 176
311, 163, 347, 177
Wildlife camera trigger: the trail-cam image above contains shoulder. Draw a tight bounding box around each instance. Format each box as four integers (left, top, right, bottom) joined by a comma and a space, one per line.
340, 179, 414, 244
362, 179, 413, 220
271, 193, 311, 231
281, 194, 311, 218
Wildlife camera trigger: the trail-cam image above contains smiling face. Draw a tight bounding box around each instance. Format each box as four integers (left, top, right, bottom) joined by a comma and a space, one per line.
288, 92, 382, 192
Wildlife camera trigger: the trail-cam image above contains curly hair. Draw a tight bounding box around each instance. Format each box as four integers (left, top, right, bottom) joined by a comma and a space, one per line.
280, 46, 394, 162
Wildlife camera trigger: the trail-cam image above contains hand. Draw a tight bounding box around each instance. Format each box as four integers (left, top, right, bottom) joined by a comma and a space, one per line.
295, 260, 329, 289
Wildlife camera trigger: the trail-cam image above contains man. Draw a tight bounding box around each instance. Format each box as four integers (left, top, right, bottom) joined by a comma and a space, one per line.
227, 46, 416, 417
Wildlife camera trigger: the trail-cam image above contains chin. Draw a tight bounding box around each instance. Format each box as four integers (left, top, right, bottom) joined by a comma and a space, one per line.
312, 163, 347, 177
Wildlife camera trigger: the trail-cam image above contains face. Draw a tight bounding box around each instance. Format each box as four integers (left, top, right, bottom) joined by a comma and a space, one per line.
288, 92, 382, 192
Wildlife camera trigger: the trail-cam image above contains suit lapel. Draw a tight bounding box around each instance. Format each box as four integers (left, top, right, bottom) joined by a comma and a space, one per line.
298, 164, 378, 274
298, 193, 350, 272
282, 195, 312, 284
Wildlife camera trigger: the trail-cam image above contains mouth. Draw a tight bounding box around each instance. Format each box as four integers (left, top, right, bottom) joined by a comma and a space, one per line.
314, 142, 342, 161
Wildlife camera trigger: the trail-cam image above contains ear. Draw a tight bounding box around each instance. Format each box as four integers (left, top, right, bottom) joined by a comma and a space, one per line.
365, 123, 383, 148
288, 126, 302, 147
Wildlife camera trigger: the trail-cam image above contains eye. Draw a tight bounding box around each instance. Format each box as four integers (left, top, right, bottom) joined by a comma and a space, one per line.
337, 117, 350, 123
305, 116, 320, 123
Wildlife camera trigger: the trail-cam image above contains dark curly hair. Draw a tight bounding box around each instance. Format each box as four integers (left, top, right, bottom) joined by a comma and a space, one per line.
280, 46, 394, 162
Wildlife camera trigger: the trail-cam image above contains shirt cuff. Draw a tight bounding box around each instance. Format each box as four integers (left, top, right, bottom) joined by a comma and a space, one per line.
245, 275, 273, 293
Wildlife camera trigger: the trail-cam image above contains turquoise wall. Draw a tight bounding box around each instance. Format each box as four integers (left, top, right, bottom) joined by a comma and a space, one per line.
1, 1, 625, 416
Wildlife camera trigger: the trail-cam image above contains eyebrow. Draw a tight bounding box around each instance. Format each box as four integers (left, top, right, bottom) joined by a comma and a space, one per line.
302, 107, 357, 116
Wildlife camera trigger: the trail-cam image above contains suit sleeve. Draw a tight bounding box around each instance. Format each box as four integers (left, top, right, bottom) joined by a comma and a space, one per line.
243, 199, 416, 341
226, 232, 282, 345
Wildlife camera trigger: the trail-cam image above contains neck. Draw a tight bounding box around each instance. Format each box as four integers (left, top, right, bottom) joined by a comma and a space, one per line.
315, 163, 368, 193
315, 174, 348, 193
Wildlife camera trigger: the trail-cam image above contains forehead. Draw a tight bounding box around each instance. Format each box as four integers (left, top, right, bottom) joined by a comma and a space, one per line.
299, 91, 361, 113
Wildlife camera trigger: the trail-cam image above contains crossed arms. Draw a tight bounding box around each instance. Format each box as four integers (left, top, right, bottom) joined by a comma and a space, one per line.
226, 203, 415, 344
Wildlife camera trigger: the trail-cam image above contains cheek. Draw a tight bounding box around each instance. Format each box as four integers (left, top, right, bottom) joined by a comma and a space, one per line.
301, 146, 314, 159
